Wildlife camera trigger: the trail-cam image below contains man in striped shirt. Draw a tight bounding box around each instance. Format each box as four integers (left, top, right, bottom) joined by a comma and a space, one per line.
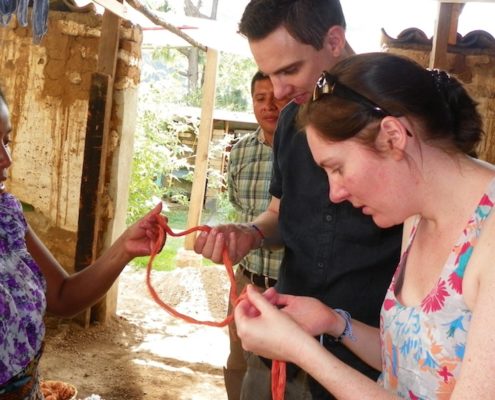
223, 71, 289, 400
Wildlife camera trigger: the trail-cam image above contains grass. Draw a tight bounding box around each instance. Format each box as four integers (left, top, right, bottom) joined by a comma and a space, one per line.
129, 205, 216, 271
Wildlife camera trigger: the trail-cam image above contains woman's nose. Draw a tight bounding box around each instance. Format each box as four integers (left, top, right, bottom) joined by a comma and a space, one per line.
0, 145, 12, 168
329, 178, 349, 203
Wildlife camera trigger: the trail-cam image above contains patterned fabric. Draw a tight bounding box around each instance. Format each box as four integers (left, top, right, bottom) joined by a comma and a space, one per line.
380, 178, 495, 399
0, 347, 44, 400
227, 128, 284, 279
0, 192, 46, 387
0, 0, 49, 42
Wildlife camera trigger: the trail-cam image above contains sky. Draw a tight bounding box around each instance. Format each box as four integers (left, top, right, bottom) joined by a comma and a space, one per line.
82, 0, 495, 55
215, 0, 495, 54
340, 0, 495, 53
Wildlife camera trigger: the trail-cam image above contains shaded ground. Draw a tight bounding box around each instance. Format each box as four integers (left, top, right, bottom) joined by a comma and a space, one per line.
39, 265, 231, 400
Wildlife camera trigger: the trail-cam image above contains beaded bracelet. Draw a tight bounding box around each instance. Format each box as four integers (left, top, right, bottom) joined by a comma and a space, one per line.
333, 308, 356, 342
319, 308, 356, 345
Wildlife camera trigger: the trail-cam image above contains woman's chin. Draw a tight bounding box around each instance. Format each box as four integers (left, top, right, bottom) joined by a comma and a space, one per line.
369, 213, 396, 229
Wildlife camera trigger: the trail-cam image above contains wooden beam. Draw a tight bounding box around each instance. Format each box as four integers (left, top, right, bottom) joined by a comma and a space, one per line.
74, 5, 122, 326
92, 0, 130, 19
126, 0, 207, 51
184, 48, 219, 250
94, 0, 208, 52
74, 73, 113, 327
91, 7, 123, 324
97, 9, 122, 77
74, 73, 111, 272
430, 2, 463, 69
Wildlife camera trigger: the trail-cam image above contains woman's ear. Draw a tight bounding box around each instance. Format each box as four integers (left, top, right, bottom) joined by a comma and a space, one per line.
323, 25, 346, 57
376, 117, 409, 160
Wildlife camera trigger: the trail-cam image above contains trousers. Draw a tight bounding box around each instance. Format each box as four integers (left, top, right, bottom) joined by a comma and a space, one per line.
240, 352, 313, 400
223, 267, 250, 400
224, 267, 314, 399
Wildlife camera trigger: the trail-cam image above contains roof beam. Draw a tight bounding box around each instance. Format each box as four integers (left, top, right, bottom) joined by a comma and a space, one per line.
92, 0, 129, 19
430, 2, 463, 69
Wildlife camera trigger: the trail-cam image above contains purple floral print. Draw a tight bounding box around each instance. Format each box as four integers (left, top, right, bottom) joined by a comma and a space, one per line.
0, 192, 46, 385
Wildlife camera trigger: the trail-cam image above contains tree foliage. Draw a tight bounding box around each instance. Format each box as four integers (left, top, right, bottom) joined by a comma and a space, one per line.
149, 48, 256, 111
127, 86, 199, 224
128, 8, 257, 224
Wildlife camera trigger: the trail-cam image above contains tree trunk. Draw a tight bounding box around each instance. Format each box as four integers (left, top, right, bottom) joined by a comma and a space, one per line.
182, 0, 217, 94
187, 48, 199, 92
210, 0, 218, 19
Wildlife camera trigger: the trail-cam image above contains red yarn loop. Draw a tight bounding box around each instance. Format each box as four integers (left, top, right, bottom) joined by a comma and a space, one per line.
146, 214, 285, 399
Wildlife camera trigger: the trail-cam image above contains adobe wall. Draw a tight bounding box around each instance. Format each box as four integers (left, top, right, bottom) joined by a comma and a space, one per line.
0, 11, 142, 271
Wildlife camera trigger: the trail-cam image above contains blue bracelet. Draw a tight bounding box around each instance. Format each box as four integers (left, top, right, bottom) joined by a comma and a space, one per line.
319, 309, 356, 345
333, 308, 356, 342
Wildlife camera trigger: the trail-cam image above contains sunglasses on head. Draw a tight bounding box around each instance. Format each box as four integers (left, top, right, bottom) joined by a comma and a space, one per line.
312, 71, 391, 117
312, 72, 413, 137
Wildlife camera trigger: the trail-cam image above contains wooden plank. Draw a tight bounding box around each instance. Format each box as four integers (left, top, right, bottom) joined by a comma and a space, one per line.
74, 73, 111, 272
184, 48, 219, 250
74, 5, 122, 326
92, 0, 130, 19
430, 3, 461, 69
97, 9, 122, 76
448, 4, 463, 44
73, 72, 112, 327
90, 7, 123, 324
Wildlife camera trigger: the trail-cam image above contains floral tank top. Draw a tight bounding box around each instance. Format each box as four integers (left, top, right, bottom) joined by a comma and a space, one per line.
0, 192, 46, 384
379, 178, 495, 399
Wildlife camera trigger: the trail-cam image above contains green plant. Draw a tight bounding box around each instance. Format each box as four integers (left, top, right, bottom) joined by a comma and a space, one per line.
127, 91, 199, 224
146, 48, 257, 112
130, 235, 183, 271
199, 190, 237, 225
128, 45, 257, 270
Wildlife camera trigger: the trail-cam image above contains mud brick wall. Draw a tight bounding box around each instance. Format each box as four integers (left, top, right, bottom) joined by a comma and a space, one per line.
0, 11, 142, 271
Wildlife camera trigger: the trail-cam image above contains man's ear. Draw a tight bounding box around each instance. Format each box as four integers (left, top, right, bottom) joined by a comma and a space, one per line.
323, 25, 346, 57
376, 117, 409, 160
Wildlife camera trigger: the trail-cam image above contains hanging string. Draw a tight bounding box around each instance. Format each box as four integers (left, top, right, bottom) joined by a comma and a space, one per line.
146, 214, 286, 400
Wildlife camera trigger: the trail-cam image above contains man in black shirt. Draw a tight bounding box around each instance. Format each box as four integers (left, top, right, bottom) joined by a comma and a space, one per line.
194, 1, 402, 399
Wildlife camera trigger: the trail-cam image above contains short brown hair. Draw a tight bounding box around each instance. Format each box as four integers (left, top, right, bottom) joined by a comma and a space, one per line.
239, 0, 346, 50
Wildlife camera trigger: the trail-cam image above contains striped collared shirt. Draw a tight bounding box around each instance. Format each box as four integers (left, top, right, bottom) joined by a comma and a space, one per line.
227, 127, 284, 279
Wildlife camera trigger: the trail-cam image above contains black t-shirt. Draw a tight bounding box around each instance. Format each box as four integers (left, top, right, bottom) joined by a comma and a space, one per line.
270, 101, 403, 397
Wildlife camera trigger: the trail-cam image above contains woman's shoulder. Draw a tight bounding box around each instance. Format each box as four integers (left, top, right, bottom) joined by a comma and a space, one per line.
0, 192, 24, 218
475, 209, 495, 252
462, 204, 495, 309
0, 191, 22, 206
0, 192, 28, 243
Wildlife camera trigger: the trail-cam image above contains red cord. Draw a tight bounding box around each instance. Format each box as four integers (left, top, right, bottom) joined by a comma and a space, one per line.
146, 214, 286, 399
272, 360, 286, 400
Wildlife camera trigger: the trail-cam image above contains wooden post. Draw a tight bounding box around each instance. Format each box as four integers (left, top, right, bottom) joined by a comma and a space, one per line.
184, 48, 219, 250
74, 73, 112, 270
430, 2, 463, 69
73, 6, 121, 326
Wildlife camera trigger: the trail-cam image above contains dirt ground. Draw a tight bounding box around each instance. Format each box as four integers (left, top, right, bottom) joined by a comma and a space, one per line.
39, 265, 232, 400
